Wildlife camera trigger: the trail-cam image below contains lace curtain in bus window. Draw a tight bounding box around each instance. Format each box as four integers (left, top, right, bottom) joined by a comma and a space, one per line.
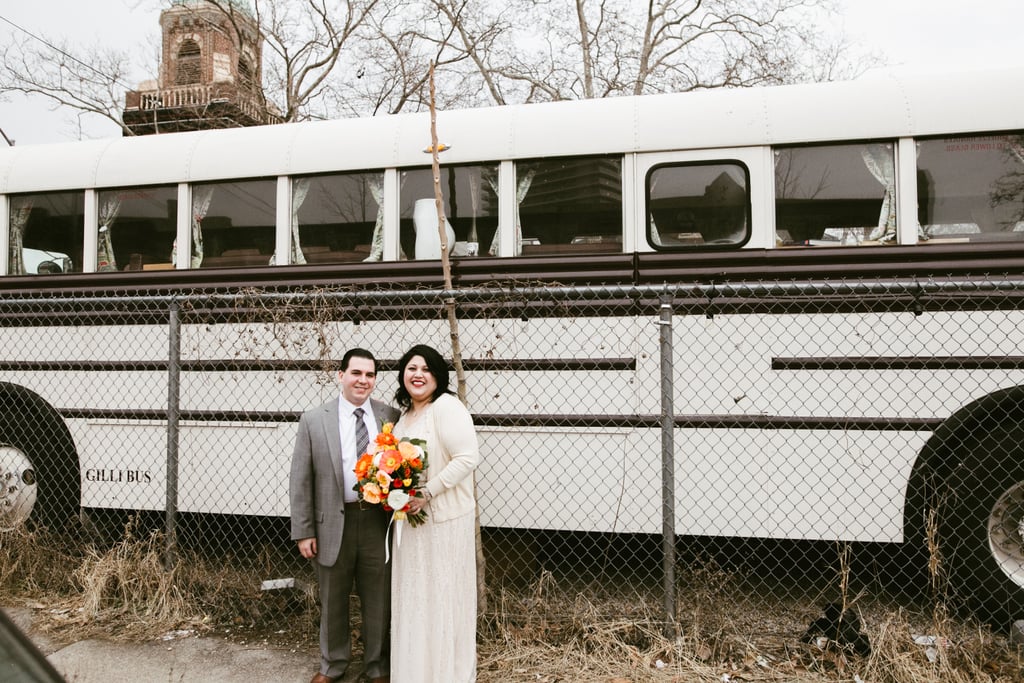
8, 198, 32, 275
289, 178, 310, 265
170, 186, 213, 268
648, 173, 664, 246
97, 195, 122, 271
513, 157, 623, 254
486, 169, 534, 256
862, 144, 896, 242
469, 176, 480, 247
190, 185, 214, 268
364, 176, 384, 262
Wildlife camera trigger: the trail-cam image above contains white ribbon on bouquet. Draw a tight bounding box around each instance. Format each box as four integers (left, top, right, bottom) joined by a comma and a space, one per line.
384, 489, 411, 563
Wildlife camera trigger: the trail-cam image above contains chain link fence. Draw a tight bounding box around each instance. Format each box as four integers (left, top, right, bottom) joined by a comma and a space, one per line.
2, 276, 1024, 634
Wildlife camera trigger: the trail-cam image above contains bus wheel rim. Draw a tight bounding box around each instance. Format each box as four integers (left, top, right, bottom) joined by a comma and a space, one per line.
0, 444, 38, 531
988, 478, 1024, 590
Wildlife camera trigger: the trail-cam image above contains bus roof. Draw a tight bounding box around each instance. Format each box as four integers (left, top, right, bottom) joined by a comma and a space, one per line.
1, 66, 1021, 193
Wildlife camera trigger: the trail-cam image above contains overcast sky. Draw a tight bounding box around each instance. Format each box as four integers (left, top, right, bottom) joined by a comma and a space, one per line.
1, 0, 1023, 146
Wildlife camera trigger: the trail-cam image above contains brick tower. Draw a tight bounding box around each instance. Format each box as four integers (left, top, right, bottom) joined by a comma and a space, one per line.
122, 0, 281, 135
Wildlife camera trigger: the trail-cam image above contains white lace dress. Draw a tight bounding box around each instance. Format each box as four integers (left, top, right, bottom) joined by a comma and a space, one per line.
391, 405, 477, 683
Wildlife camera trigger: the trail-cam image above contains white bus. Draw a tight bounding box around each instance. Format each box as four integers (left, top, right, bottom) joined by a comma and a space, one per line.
1, 66, 1023, 617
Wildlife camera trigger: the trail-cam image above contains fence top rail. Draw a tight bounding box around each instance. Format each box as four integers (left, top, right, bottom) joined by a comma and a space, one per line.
2, 277, 1024, 311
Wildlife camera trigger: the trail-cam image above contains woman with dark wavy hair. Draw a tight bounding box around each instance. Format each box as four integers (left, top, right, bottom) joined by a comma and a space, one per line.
390, 344, 479, 683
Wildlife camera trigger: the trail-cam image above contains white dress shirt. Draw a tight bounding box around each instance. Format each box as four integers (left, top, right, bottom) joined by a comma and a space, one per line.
339, 397, 375, 503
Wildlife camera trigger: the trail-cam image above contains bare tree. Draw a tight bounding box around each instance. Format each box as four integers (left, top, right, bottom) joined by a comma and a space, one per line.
329, 0, 495, 116
417, 0, 513, 105
0, 0, 879, 141
991, 136, 1024, 227
325, 10, 460, 116
774, 148, 831, 200
176, 0, 385, 122
169, 0, 477, 119
429, 0, 878, 104
255, 0, 380, 122
338, 27, 436, 115
0, 33, 147, 136
0, 0, 394, 137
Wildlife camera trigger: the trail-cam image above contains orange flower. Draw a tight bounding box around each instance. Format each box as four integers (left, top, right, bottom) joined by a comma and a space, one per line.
376, 422, 398, 447
379, 449, 402, 474
398, 440, 420, 461
354, 453, 374, 480
361, 482, 382, 504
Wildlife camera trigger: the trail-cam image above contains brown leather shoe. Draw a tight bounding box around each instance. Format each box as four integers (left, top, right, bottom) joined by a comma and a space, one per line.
310, 674, 339, 683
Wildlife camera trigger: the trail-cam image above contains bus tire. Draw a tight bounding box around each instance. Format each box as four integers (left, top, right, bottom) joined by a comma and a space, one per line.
907, 390, 1024, 625
941, 424, 1024, 623
0, 383, 80, 530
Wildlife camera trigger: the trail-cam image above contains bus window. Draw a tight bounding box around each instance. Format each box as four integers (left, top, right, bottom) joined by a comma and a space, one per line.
399, 164, 498, 260
292, 172, 384, 264
774, 142, 895, 246
515, 156, 622, 256
186, 179, 275, 268
647, 162, 749, 249
917, 133, 1024, 243
8, 192, 83, 275
97, 186, 178, 272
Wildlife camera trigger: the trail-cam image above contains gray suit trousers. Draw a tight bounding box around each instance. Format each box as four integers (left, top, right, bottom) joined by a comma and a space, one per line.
317, 504, 391, 679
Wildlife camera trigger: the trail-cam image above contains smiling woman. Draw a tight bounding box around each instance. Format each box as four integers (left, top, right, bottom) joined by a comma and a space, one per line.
391, 343, 480, 683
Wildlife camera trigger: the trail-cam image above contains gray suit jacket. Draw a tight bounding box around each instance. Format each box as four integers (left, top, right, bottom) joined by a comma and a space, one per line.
289, 396, 400, 566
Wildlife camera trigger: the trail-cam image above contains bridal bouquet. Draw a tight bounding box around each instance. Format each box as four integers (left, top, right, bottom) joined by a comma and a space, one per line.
354, 422, 429, 527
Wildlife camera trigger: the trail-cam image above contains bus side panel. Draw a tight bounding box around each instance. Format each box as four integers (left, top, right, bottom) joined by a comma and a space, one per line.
675, 428, 926, 542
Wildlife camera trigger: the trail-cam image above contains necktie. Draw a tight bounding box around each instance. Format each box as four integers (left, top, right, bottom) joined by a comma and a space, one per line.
353, 407, 369, 456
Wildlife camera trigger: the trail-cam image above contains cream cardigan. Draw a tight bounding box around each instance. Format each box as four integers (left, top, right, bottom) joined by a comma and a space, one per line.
418, 393, 480, 523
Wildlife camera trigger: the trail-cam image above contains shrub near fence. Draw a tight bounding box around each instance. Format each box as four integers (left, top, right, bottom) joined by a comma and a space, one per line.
2, 277, 1024, 679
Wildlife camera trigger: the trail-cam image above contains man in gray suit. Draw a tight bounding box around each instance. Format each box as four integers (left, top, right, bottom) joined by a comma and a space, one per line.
290, 348, 400, 683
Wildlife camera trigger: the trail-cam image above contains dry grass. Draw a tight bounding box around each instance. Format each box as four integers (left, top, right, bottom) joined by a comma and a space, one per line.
0, 520, 317, 642
2, 526, 1022, 682
474, 555, 1023, 683
0, 525, 82, 597
477, 583, 1024, 682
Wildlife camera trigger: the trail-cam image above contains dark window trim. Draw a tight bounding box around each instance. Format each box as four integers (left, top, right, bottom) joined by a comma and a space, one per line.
644, 159, 752, 252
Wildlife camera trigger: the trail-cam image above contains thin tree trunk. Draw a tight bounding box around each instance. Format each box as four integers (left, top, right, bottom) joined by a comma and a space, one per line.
427, 62, 487, 614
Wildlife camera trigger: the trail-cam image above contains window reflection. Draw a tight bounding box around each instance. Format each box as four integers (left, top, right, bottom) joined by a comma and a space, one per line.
917, 133, 1024, 243
647, 162, 748, 248
292, 172, 383, 264
774, 142, 894, 246
515, 156, 622, 256
8, 192, 83, 275
399, 165, 497, 259
185, 179, 275, 268
97, 186, 177, 271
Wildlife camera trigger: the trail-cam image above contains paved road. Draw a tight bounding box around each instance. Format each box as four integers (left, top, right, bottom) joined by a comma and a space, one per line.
5, 606, 365, 683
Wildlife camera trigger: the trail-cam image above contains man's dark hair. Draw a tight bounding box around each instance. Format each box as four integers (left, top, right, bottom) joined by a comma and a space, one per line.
340, 347, 377, 374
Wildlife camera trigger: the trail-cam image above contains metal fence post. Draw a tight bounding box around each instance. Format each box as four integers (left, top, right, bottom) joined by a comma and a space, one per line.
659, 291, 676, 633
165, 298, 181, 569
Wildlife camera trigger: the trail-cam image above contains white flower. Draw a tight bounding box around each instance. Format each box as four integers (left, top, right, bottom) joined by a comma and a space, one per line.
387, 489, 410, 510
